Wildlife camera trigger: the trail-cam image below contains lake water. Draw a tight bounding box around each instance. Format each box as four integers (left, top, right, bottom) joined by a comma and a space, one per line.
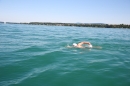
0, 24, 130, 86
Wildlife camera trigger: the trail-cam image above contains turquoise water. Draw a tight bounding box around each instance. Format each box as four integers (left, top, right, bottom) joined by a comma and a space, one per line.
0, 24, 130, 86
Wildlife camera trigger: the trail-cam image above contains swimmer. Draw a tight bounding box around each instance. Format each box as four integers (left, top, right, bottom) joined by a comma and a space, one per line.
73, 41, 93, 48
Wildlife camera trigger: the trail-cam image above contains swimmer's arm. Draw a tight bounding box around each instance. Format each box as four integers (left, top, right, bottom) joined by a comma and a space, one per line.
77, 42, 91, 46
77, 42, 84, 46
82, 42, 91, 45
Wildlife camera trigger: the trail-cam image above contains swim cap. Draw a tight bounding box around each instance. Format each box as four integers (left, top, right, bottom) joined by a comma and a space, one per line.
73, 43, 77, 46
88, 44, 92, 48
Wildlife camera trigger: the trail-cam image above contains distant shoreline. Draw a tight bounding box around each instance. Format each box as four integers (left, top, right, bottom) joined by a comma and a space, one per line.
0, 21, 130, 28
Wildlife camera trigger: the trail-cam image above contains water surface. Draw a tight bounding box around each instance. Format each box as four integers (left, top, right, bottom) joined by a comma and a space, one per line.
0, 24, 130, 86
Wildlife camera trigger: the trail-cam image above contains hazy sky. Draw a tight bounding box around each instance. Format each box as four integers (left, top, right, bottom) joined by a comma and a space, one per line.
0, 0, 130, 24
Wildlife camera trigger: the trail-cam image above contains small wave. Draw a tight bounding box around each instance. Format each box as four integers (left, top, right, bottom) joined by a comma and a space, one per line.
0, 62, 62, 86
0, 58, 31, 67
16, 45, 44, 53
88, 59, 109, 64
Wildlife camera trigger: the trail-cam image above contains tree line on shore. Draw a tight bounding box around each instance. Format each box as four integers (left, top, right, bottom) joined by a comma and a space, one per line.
1, 22, 130, 28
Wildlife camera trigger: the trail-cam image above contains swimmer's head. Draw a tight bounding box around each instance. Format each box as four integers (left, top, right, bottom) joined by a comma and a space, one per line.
88, 44, 93, 48
73, 43, 77, 47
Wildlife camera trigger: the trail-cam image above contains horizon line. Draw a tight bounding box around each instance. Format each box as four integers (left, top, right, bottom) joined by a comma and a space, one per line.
0, 21, 130, 25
